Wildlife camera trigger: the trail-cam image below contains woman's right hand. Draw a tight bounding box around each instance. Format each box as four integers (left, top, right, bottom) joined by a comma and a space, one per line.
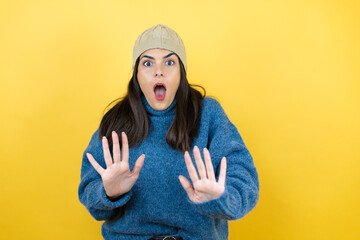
86, 131, 145, 199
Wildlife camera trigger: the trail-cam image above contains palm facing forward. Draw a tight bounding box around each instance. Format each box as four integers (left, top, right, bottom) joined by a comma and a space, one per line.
179, 146, 227, 203
86, 131, 145, 199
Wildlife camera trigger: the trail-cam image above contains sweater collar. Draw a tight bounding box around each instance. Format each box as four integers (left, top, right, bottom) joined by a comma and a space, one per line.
141, 94, 176, 116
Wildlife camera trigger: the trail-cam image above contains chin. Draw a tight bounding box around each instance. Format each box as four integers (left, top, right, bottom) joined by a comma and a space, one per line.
153, 102, 169, 111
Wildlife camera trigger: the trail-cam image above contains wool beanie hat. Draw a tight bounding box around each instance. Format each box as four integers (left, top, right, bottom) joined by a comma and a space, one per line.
132, 24, 187, 71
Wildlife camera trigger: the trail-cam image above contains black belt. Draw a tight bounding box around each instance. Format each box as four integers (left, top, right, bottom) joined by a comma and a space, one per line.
148, 235, 183, 240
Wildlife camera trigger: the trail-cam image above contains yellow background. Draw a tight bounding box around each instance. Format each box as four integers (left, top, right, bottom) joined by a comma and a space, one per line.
0, 0, 359, 239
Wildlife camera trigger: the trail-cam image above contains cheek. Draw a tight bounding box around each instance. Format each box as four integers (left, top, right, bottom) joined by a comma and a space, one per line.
170, 71, 181, 92
168, 78, 181, 94
137, 73, 151, 93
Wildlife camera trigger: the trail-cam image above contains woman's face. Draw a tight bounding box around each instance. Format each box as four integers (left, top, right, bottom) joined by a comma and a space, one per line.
137, 48, 181, 111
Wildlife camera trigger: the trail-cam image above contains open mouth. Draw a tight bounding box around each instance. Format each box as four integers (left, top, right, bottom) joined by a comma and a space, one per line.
153, 82, 166, 101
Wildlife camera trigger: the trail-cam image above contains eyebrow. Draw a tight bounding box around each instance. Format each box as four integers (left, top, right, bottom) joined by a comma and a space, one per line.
140, 52, 175, 60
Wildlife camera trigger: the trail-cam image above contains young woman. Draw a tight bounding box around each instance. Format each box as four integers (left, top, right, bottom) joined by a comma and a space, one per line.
78, 24, 259, 240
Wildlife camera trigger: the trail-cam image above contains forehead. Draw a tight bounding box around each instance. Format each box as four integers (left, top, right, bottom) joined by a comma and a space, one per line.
140, 48, 174, 58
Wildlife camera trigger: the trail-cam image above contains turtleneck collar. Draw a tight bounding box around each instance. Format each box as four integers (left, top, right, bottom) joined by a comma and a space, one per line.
141, 94, 176, 116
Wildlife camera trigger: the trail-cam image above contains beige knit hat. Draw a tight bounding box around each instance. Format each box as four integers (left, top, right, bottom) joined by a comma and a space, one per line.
132, 24, 187, 70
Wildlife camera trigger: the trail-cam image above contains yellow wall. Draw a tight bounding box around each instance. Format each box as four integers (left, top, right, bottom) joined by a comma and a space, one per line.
1, 0, 359, 239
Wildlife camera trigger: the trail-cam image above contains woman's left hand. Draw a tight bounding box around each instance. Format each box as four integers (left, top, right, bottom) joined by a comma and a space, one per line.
179, 146, 227, 203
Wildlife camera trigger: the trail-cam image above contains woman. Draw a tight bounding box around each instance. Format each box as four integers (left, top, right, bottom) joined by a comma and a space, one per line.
78, 24, 259, 240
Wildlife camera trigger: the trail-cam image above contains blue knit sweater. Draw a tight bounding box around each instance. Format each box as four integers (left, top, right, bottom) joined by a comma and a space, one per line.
78, 96, 259, 240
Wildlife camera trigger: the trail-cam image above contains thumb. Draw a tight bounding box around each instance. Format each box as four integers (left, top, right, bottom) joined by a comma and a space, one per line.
178, 175, 195, 200
130, 154, 145, 177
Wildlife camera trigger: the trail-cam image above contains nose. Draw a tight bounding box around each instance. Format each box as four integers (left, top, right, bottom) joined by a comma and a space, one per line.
154, 64, 164, 77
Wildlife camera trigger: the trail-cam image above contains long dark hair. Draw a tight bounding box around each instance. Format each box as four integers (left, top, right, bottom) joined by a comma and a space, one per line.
98, 56, 205, 152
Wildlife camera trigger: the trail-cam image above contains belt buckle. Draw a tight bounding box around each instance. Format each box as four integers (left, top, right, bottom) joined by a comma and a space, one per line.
162, 236, 176, 240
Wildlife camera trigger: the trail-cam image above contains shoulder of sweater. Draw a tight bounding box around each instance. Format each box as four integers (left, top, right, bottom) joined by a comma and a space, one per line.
202, 96, 222, 109
92, 128, 100, 141
202, 96, 226, 116
86, 128, 102, 151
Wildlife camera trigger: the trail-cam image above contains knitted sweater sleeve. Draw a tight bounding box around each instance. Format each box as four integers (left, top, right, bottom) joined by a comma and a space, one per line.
189, 98, 260, 220
78, 129, 132, 221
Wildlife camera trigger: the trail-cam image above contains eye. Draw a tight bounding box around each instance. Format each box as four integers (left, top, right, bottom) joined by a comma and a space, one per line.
143, 60, 152, 67
166, 60, 175, 66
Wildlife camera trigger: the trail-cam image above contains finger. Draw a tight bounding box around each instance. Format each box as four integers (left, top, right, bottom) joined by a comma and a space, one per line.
121, 132, 129, 163
218, 157, 227, 186
112, 131, 121, 164
203, 148, 216, 181
184, 151, 199, 183
102, 136, 113, 167
86, 153, 105, 175
178, 175, 195, 200
193, 146, 206, 179
130, 154, 145, 177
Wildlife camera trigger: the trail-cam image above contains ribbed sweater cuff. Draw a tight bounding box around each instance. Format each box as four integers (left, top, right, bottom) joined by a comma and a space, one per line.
188, 188, 229, 218
99, 184, 132, 209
